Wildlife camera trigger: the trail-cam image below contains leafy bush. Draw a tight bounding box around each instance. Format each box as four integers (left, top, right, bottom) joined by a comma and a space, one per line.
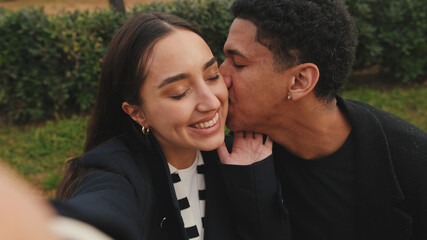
133, 0, 233, 60
345, 0, 427, 82
0, 0, 232, 123
0, 0, 426, 123
0, 8, 126, 122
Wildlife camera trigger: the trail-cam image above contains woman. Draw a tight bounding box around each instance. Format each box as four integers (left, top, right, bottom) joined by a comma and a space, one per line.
54, 12, 287, 240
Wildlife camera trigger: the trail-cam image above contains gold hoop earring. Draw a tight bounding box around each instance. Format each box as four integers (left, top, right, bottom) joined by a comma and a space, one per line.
142, 126, 150, 135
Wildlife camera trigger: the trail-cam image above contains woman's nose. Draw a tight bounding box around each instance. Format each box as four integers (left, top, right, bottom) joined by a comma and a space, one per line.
196, 85, 221, 112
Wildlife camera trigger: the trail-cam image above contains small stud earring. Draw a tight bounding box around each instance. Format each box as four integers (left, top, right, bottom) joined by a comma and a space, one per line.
287, 95, 293, 100
142, 126, 150, 135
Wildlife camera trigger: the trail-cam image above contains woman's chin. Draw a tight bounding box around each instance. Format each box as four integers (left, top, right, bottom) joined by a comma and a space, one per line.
196, 131, 225, 151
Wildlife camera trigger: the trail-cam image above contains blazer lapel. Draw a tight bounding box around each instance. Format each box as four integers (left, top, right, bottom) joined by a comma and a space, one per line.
202, 150, 238, 240
132, 134, 188, 240
340, 98, 413, 240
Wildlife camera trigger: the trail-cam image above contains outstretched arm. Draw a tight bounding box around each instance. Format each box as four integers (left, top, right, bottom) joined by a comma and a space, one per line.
0, 164, 59, 240
52, 169, 146, 240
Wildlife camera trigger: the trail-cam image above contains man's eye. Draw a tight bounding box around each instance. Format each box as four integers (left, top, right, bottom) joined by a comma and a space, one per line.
233, 63, 246, 69
207, 74, 220, 81
171, 90, 188, 100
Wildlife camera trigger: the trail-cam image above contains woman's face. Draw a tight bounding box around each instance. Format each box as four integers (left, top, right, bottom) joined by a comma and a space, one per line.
138, 29, 228, 154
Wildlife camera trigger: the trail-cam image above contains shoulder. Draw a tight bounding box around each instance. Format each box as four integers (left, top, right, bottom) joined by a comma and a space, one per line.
84, 137, 132, 159
341, 98, 427, 156
80, 136, 147, 177
82, 138, 130, 167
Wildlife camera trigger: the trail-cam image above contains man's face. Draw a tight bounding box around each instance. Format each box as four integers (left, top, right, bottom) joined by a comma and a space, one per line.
220, 18, 292, 132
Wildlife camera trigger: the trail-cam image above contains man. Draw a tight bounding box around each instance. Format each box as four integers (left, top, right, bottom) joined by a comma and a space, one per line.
219, 0, 427, 239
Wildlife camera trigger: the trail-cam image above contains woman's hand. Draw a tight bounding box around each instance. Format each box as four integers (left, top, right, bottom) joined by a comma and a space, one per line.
217, 132, 273, 165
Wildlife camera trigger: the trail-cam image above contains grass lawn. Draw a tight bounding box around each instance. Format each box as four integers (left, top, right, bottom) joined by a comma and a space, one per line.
0, 0, 172, 13
0, 115, 88, 198
0, 83, 426, 197
341, 86, 427, 131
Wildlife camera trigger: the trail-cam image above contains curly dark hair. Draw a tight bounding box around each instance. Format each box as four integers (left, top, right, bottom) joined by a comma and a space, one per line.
231, 0, 358, 101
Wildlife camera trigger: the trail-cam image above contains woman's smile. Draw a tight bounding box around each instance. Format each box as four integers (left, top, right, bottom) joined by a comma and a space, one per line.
192, 112, 219, 129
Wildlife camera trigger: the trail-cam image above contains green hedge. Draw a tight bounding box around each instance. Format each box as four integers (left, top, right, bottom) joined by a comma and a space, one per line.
0, 0, 426, 123
0, 8, 126, 122
345, 0, 427, 82
0, 0, 232, 123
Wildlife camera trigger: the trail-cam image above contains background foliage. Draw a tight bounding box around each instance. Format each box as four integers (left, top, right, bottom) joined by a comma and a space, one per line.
0, 0, 232, 123
0, 115, 88, 197
1, 0, 426, 123
345, 0, 427, 82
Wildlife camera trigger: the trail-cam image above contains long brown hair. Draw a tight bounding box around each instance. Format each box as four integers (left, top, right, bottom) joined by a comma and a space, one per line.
85, 12, 202, 153
56, 13, 202, 200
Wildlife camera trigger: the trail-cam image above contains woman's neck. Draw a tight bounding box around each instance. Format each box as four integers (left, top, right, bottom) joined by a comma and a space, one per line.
161, 146, 197, 170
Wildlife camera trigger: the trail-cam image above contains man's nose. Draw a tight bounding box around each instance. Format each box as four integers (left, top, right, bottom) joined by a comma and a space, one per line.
219, 60, 232, 89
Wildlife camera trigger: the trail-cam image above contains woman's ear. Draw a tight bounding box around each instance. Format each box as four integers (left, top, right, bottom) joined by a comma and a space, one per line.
288, 63, 319, 101
122, 102, 147, 127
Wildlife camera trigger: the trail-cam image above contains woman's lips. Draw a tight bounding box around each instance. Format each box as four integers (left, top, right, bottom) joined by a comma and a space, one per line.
191, 112, 219, 129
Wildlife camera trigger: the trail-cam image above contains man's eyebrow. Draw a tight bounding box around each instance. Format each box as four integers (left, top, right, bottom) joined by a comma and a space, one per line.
226, 49, 246, 58
158, 57, 217, 89
158, 73, 189, 89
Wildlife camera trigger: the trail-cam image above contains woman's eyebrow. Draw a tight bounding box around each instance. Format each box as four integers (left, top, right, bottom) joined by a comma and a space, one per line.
158, 73, 189, 89
203, 57, 217, 70
158, 57, 217, 89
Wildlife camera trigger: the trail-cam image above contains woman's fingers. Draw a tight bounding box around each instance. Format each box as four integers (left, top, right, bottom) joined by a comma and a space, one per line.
253, 132, 263, 141
219, 132, 273, 165
265, 136, 273, 148
234, 132, 271, 147
216, 142, 231, 164
234, 131, 244, 139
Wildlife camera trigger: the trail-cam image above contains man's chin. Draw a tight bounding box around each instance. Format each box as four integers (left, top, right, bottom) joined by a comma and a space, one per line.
225, 118, 242, 132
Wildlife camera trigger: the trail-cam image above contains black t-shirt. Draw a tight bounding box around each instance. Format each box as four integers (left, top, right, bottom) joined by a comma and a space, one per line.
274, 132, 356, 240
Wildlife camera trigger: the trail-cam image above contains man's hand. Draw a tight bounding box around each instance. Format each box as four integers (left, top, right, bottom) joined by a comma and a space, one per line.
217, 132, 273, 165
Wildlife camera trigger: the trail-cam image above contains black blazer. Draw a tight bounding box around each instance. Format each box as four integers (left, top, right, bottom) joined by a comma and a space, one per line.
273, 97, 427, 240
53, 133, 291, 240
341, 97, 427, 240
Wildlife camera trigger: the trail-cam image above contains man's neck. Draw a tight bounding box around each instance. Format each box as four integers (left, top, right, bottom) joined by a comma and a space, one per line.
268, 98, 351, 160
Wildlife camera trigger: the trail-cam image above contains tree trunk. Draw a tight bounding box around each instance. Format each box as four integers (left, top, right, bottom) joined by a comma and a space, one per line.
109, 0, 126, 13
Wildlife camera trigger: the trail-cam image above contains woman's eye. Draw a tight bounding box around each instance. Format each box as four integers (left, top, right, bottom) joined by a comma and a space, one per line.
207, 74, 220, 81
171, 90, 188, 100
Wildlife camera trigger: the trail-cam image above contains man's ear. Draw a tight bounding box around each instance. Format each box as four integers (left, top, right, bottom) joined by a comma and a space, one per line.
288, 63, 319, 101
122, 102, 148, 127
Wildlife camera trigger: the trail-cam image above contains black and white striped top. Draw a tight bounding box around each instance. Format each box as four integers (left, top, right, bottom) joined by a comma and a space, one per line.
169, 151, 206, 240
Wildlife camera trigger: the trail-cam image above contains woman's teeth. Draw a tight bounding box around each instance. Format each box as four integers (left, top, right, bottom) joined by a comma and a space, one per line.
194, 113, 219, 129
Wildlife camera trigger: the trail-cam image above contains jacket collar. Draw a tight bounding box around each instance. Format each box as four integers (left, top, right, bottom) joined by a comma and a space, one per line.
134, 134, 236, 240
135, 134, 188, 240
337, 96, 412, 239
201, 151, 238, 240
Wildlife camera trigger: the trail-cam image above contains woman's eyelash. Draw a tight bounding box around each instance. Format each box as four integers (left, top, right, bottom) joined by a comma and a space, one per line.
207, 75, 220, 81
171, 90, 188, 100
170, 73, 219, 100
